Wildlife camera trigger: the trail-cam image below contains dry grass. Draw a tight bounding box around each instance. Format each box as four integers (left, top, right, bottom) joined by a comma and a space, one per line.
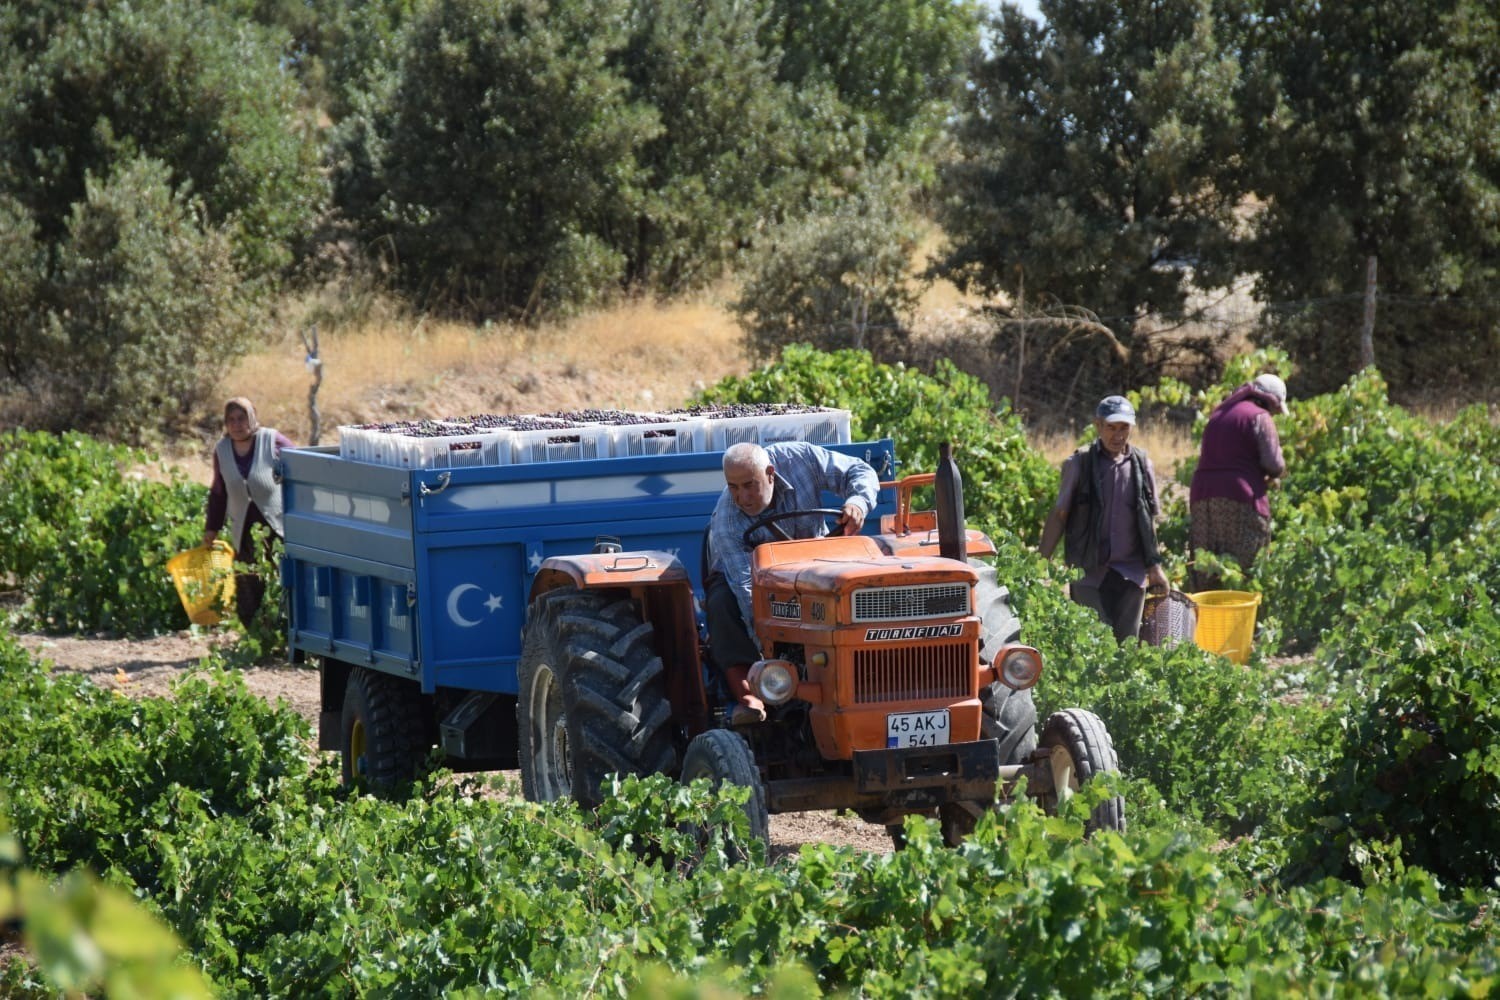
202, 292, 749, 458
1032, 422, 1197, 480
179, 286, 1209, 484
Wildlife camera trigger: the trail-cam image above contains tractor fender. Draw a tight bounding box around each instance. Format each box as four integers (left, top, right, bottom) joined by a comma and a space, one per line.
529, 550, 690, 603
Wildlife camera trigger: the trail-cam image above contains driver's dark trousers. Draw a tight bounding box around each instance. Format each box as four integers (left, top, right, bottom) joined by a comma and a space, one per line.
704, 571, 761, 674
704, 571, 766, 721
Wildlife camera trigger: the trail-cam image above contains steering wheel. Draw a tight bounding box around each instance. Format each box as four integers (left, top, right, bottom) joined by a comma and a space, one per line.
743, 507, 847, 547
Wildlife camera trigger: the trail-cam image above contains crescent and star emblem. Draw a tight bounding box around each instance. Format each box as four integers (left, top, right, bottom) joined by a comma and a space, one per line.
445, 584, 502, 628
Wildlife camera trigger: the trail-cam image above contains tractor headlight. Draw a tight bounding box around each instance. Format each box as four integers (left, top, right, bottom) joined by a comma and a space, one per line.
749, 659, 798, 705
998, 646, 1043, 690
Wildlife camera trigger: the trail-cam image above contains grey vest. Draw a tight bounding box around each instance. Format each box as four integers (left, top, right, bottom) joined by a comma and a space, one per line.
1062, 442, 1161, 570
215, 428, 284, 553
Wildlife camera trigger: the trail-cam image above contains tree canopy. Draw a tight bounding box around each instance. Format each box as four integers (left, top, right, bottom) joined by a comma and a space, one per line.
938, 0, 1243, 339
0, 0, 326, 277
1240, 0, 1500, 392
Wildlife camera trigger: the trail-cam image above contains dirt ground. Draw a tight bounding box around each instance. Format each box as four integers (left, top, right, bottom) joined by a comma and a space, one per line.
14, 630, 894, 856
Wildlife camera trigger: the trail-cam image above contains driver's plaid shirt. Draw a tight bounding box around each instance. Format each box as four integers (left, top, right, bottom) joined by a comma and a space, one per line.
707, 441, 879, 632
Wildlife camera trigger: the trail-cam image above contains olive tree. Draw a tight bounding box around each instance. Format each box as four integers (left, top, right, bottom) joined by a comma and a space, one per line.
0, 0, 325, 278
20, 158, 260, 439
333, 0, 659, 319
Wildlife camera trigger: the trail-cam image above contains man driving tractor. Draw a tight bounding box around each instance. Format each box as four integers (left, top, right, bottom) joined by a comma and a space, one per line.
705, 441, 880, 724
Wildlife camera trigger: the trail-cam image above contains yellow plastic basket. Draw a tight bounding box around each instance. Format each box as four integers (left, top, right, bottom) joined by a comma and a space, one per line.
1188, 590, 1261, 664
167, 541, 237, 626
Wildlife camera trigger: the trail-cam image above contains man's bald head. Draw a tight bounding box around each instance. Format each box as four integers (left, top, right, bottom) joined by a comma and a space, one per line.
722, 442, 775, 516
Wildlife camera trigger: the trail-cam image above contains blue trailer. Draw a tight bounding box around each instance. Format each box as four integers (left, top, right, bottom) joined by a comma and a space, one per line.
280, 439, 900, 775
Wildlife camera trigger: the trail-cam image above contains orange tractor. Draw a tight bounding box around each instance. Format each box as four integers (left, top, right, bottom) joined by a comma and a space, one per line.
517, 445, 1123, 846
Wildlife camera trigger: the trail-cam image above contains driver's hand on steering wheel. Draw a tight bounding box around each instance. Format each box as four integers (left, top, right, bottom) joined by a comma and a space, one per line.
837, 502, 866, 536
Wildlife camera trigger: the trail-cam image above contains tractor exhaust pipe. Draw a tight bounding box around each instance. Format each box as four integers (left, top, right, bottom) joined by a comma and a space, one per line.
935, 441, 966, 562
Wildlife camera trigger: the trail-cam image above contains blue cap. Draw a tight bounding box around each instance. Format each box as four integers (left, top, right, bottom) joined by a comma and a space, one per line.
1095, 395, 1136, 425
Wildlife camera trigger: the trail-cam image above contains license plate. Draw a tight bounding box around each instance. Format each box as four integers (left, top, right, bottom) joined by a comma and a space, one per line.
886, 710, 951, 748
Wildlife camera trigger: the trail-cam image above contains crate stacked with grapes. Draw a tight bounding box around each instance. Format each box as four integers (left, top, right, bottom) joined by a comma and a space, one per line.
337, 403, 850, 468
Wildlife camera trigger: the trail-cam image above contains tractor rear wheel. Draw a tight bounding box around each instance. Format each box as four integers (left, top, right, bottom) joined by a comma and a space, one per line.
680, 729, 769, 858
972, 559, 1022, 658
341, 667, 430, 794
972, 558, 1038, 760
1038, 708, 1126, 833
517, 587, 677, 808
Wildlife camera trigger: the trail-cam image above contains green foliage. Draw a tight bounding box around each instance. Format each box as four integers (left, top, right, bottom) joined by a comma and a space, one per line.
0, 429, 207, 634
938, 0, 1243, 338
0, 633, 309, 889
4, 631, 1500, 994
12, 157, 262, 439
616, 0, 806, 294
309, 0, 416, 121
695, 345, 1057, 541
1001, 540, 1333, 843
325, 0, 981, 317
1243, 0, 1500, 395
1280, 546, 1500, 887
733, 169, 925, 362
332, 0, 657, 319
767, 0, 981, 166
1255, 370, 1500, 649
2, 795, 212, 998
0, 194, 43, 385
5, 867, 214, 999
0, 0, 326, 278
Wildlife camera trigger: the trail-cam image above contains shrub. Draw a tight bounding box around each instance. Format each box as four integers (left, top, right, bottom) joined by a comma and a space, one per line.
732, 172, 924, 362
0, 429, 207, 634
1283, 548, 1500, 887
0, 0, 325, 278
0, 633, 309, 893
13, 157, 262, 439
1255, 370, 1500, 650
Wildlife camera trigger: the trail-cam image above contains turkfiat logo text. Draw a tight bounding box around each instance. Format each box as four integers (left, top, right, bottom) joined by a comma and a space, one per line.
864, 624, 965, 641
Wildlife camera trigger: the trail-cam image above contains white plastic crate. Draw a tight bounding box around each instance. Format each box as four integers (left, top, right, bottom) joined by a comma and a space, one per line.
430, 429, 509, 468
607, 416, 708, 457
702, 407, 852, 450
509, 424, 612, 464
338, 423, 508, 468
337, 425, 367, 461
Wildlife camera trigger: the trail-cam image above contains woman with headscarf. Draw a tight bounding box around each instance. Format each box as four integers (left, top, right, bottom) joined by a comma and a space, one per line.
203, 397, 293, 624
1188, 374, 1289, 591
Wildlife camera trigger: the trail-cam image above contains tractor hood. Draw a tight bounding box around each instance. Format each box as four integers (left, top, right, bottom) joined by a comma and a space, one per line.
752, 535, 978, 598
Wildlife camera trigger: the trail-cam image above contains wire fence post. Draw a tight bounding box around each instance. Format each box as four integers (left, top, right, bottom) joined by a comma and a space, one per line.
1360, 255, 1378, 371
300, 324, 323, 446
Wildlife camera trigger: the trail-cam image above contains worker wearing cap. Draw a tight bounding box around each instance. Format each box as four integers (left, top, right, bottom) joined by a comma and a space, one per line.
1040, 395, 1171, 642
1188, 373, 1289, 590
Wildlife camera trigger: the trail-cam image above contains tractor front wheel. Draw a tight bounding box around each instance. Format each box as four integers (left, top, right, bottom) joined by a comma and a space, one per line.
1038, 708, 1126, 833
680, 729, 769, 859
973, 559, 1039, 762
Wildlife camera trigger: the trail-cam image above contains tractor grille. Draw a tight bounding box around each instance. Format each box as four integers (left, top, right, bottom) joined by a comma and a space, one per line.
853, 642, 971, 704
852, 583, 970, 622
